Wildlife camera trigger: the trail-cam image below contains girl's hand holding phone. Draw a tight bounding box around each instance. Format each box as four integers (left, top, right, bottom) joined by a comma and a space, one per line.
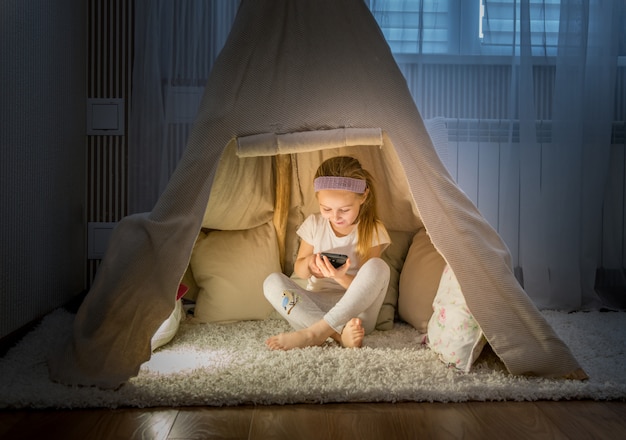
316, 253, 350, 279
307, 254, 324, 278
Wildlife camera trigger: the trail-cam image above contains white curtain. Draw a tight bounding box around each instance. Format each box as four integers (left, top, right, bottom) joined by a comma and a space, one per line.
129, 0, 624, 309
129, 0, 238, 214
491, 0, 623, 309
370, 0, 624, 308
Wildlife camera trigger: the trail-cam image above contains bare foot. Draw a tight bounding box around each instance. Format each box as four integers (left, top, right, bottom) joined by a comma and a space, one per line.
340, 318, 364, 348
265, 320, 334, 350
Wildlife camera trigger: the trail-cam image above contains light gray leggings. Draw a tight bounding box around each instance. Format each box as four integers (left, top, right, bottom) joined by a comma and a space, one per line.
263, 257, 390, 335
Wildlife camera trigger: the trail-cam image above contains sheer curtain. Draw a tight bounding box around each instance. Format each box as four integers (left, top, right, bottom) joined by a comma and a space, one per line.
492, 0, 623, 309
369, 0, 624, 308
129, 0, 238, 214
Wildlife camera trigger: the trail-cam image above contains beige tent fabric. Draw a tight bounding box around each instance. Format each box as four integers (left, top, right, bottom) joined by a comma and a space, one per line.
48, 0, 586, 389
237, 127, 383, 157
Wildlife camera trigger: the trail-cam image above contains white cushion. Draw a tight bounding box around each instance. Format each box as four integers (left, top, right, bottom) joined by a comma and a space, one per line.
427, 265, 487, 372
151, 299, 184, 351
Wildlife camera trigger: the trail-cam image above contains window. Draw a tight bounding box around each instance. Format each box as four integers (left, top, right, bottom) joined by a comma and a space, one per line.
368, 0, 454, 54
367, 0, 562, 57
480, 0, 561, 56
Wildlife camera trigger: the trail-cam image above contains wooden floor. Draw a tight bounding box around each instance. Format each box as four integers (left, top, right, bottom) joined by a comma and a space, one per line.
1, 400, 625, 439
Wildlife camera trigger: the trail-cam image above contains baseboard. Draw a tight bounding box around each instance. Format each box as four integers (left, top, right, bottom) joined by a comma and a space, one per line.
0, 290, 87, 358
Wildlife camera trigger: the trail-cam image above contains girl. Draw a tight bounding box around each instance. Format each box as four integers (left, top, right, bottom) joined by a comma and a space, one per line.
264, 156, 391, 350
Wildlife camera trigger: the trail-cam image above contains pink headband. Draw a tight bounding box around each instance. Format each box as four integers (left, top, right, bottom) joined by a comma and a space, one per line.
314, 176, 367, 193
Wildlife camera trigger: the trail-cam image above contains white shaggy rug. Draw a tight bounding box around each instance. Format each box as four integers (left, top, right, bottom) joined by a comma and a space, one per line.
1, 309, 625, 409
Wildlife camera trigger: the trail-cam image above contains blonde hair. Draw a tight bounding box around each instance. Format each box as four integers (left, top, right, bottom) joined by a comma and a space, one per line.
314, 156, 386, 262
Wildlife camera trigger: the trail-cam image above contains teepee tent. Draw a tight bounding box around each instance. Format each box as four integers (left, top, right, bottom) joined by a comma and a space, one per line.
48, 0, 585, 389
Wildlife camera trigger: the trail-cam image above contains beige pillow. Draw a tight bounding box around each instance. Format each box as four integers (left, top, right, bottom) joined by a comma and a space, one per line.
201, 141, 275, 230
190, 222, 280, 322
376, 230, 415, 330
398, 227, 447, 333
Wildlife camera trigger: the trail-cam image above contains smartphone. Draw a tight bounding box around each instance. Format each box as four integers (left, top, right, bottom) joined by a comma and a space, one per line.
321, 252, 348, 268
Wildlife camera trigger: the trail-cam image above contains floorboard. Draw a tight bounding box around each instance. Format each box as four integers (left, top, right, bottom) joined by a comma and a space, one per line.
1, 401, 625, 440
169, 406, 253, 440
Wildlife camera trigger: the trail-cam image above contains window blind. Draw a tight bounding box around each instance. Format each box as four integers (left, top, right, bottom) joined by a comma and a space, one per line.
481, 0, 560, 55
368, 0, 451, 54
368, 0, 563, 56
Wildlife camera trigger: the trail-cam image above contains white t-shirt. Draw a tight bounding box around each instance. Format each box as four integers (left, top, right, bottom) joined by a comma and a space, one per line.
296, 213, 390, 292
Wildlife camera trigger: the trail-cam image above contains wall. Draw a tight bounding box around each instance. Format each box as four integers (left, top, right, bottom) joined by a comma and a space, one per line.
0, 0, 87, 339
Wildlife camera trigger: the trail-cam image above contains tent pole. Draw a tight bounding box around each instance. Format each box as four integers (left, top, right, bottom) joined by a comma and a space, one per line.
273, 154, 292, 273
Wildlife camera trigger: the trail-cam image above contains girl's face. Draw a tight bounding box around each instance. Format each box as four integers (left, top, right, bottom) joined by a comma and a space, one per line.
317, 189, 366, 236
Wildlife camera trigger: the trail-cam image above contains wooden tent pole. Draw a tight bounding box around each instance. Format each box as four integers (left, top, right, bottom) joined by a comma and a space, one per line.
273, 154, 292, 273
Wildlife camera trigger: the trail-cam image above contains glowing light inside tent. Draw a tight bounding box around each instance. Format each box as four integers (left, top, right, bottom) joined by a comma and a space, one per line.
142, 349, 237, 375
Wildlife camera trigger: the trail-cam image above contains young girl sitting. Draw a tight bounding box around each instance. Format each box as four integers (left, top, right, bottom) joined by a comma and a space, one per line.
264, 156, 391, 350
